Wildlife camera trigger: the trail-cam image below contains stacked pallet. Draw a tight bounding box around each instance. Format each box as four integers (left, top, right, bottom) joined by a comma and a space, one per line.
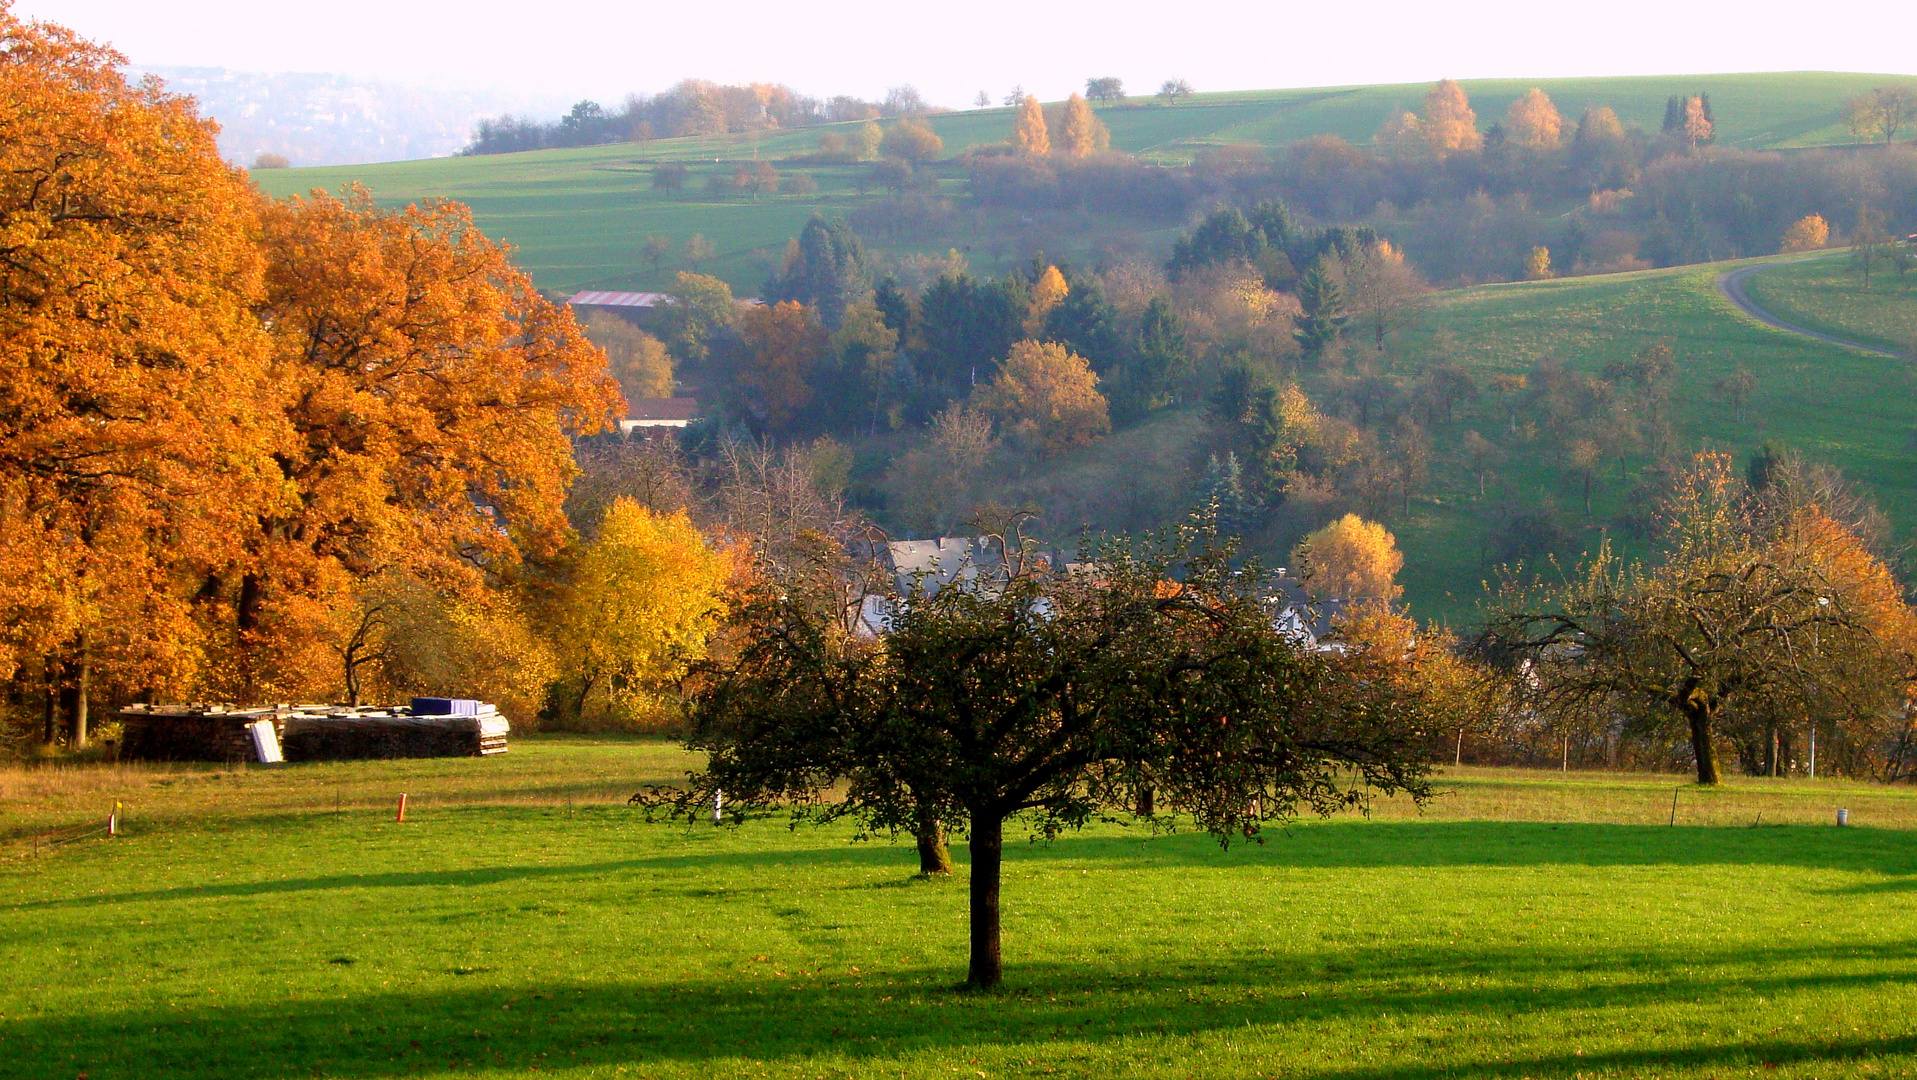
118, 705, 288, 763
118, 700, 509, 762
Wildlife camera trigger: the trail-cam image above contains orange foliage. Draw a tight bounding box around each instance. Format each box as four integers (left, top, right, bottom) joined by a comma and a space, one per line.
1421, 79, 1482, 157
973, 340, 1110, 456
0, 6, 279, 701
1013, 95, 1050, 157
737, 301, 827, 432
244, 187, 621, 697
1503, 88, 1563, 150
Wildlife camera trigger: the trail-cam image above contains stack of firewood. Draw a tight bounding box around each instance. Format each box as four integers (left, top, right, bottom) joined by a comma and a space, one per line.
118, 700, 508, 762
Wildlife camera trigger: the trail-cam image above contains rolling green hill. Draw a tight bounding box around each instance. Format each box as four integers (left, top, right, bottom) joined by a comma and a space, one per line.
941, 252, 1917, 624
250, 72, 1901, 295
1740, 254, 1917, 356
1395, 254, 1917, 620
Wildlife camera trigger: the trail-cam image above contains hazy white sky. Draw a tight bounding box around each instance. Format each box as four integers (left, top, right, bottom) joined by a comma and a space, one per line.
18, 0, 1917, 111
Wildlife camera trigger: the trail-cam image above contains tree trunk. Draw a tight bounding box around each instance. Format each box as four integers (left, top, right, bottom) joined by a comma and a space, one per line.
42, 667, 57, 745
63, 657, 90, 749
1684, 700, 1721, 785
1136, 786, 1154, 817
966, 809, 1004, 991
237, 572, 263, 632
915, 805, 953, 876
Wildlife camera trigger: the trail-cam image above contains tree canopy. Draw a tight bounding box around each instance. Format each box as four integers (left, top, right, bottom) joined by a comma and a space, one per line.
674, 527, 1435, 989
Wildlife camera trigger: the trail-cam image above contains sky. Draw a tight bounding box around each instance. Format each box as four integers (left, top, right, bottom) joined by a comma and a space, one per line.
17, 0, 1917, 113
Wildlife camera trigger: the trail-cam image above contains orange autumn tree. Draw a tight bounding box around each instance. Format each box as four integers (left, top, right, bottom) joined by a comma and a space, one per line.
1013, 95, 1050, 157
736, 300, 828, 433
244, 187, 621, 699
0, 3, 282, 743
1057, 93, 1109, 157
1421, 79, 1482, 157
1503, 88, 1563, 150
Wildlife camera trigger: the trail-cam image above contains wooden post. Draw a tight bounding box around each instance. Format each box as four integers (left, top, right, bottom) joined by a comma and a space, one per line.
1562, 732, 1569, 772
396, 793, 408, 823
1669, 787, 1680, 826
1455, 727, 1464, 767
1809, 723, 1817, 778
108, 802, 120, 837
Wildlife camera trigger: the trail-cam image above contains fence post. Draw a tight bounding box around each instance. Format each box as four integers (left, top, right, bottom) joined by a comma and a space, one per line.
396, 793, 408, 823
108, 802, 120, 837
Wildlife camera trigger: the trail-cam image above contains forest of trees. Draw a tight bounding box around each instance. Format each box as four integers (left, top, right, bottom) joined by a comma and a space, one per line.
11, 0, 1917, 797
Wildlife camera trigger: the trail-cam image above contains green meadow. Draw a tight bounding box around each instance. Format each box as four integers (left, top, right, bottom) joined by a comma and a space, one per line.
8, 739, 1917, 1079
1741, 254, 1917, 356
249, 72, 1896, 294
1388, 255, 1917, 620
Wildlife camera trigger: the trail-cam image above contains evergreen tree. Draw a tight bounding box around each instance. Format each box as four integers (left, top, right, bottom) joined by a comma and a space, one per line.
1168, 208, 1265, 277
1198, 452, 1255, 536
918, 274, 1021, 400
1043, 275, 1124, 370
765, 217, 871, 329
1124, 297, 1189, 411
1662, 95, 1685, 134
874, 276, 913, 337
1248, 199, 1299, 256
1294, 259, 1348, 359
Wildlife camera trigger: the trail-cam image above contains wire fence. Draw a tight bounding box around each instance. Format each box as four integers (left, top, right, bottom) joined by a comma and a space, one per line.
1, 802, 119, 861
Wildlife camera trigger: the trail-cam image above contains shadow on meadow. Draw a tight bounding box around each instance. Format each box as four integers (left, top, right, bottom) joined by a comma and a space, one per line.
12, 818, 1917, 912
9, 937, 1917, 1080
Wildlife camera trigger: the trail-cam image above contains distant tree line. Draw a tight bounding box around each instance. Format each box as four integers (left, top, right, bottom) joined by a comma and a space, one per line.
956, 80, 1917, 284
462, 81, 947, 155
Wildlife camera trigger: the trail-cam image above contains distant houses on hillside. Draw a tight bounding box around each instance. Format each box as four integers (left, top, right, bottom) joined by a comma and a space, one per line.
857, 534, 1350, 650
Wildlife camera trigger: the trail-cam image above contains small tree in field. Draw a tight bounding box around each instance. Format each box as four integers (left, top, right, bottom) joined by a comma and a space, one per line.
671, 527, 1434, 990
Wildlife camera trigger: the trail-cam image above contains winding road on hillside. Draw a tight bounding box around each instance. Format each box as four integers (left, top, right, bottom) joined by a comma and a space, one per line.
1715, 260, 1909, 359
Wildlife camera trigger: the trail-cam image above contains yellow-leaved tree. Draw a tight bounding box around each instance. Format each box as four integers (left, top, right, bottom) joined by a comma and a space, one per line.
973, 340, 1109, 456
583, 310, 673, 402
1503, 88, 1563, 150
1374, 110, 1424, 158
1524, 246, 1554, 280
552, 499, 738, 726
1013, 94, 1050, 157
1421, 79, 1482, 157
1294, 514, 1404, 604
1779, 214, 1830, 253
1025, 265, 1069, 336
1057, 93, 1109, 158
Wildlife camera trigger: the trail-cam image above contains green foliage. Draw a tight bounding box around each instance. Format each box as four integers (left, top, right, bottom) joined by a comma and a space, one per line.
764, 216, 872, 328
678, 528, 1433, 987
1293, 260, 1348, 357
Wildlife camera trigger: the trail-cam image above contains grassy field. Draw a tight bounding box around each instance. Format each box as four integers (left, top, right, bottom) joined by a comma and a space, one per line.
1361, 254, 1917, 622
249, 72, 1897, 294
1740, 254, 1917, 356
8, 737, 1917, 1079
973, 254, 1917, 624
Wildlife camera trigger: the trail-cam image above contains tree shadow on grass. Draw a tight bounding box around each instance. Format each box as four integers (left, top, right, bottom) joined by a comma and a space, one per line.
10, 939, 1917, 1080
13, 819, 1916, 913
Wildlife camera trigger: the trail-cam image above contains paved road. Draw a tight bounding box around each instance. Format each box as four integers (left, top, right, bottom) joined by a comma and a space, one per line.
1715, 260, 1908, 360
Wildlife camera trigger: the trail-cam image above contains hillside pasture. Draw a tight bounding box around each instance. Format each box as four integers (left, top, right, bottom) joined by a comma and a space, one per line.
7, 739, 1917, 1079
248, 72, 1899, 294
1740, 253, 1917, 357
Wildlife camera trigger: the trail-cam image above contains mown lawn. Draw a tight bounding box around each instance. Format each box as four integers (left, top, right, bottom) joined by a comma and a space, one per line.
7, 738, 1917, 1079
1741, 254, 1917, 356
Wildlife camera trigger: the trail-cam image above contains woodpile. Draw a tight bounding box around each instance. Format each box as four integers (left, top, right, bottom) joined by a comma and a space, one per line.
118, 705, 288, 763
117, 701, 509, 763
